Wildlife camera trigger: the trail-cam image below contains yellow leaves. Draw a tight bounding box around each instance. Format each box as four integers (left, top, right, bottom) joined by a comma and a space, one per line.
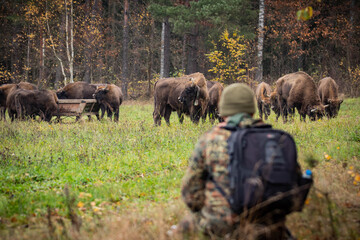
297, 6, 313, 21
206, 29, 249, 83
347, 166, 360, 186
77, 201, 84, 208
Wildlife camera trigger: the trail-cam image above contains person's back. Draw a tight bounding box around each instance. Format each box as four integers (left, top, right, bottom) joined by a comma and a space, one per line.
174, 83, 308, 239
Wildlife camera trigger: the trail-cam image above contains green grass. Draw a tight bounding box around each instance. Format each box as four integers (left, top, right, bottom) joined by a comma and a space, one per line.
0, 99, 359, 239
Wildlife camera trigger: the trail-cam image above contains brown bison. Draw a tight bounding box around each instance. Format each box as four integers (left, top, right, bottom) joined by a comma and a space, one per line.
56, 81, 102, 120
92, 84, 123, 122
318, 77, 343, 118
255, 82, 272, 120
276, 71, 326, 123
0, 82, 37, 120
206, 81, 223, 123
269, 90, 281, 121
153, 72, 209, 126
56, 81, 97, 99
6, 88, 58, 122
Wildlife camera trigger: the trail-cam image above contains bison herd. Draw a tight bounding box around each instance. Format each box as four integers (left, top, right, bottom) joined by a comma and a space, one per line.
0, 81, 123, 122
153, 71, 343, 125
0, 71, 343, 124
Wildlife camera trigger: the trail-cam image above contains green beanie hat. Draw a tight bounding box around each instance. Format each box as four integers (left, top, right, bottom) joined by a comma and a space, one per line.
219, 83, 256, 117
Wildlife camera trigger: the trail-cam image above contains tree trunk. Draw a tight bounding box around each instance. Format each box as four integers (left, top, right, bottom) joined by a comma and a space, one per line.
26, 26, 30, 82
255, 0, 265, 83
39, 31, 44, 86
186, 26, 198, 74
122, 0, 129, 98
182, 34, 187, 73
160, 17, 170, 78
147, 19, 155, 97
65, 0, 74, 83
83, 0, 91, 83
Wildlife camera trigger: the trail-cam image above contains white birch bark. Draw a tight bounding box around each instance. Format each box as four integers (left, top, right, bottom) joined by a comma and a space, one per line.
255, 0, 265, 82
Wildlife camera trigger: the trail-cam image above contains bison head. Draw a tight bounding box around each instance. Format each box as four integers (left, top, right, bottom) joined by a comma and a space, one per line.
327, 98, 343, 118
93, 85, 108, 102
178, 77, 208, 123
56, 88, 67, 99
308, 104, 327, 121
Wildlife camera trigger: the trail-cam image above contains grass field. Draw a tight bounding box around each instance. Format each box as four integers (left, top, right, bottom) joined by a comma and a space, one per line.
0, 98, 359, 240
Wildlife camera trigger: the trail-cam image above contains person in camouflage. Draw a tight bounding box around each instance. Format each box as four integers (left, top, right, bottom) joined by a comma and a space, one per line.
173, 83, 291, 239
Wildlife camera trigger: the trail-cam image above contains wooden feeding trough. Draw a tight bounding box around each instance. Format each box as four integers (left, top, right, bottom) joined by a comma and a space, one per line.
55, 99, 100, 121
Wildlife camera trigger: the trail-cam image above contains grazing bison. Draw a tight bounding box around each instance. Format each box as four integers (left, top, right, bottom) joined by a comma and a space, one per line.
276, 71, 326, 123
13, 89, 58, 122
0, 82, 37, 120
255, 82, 272, 120
206, 81, 223, 123
153, 72, 209, 126
6, 88, 57, 122
318, 77, 343, 118
92, 84, 123, 122
269, 90, 281, 121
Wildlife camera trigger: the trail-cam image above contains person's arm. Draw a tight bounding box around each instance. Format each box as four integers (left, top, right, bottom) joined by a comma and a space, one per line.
181, 135, 208, 212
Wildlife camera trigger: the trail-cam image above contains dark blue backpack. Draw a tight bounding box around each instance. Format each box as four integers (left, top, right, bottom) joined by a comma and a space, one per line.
213, 124, 312, 217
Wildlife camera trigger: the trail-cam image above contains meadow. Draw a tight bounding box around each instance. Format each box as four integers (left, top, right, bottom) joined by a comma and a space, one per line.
0, 98, 359, 240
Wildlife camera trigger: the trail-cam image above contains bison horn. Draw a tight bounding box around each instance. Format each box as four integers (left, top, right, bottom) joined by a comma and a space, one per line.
191, 78, 195, 87
311, 108, 317, 113
324, 104, 329, 108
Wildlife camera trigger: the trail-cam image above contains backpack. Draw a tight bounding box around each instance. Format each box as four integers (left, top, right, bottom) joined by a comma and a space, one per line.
212, 124, 313, 218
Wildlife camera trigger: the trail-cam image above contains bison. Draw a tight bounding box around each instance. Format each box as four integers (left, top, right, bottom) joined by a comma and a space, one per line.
56, 81, 97, 99
153, 72, 209, 126
92, 84, 123, 122
255, 82, 272, 120
56, 81, 102, 120
206, 81, 223, 123
0, 82, 37, 120
276, 71, 327, 123
318, 77, 343, 118
6, 88, 58, 122
14, 89, 58, 122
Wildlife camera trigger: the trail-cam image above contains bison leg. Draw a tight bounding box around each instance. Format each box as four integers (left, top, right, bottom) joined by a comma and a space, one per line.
258, 103, 263, 119
114, 107, 119, 122
208, 107, 216, 124
177, 111, 184, 124
153, 103, 163, 126
164, 105, 172, 126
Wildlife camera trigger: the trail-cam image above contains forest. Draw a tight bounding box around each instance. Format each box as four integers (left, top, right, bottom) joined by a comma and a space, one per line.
0, 0, 359, 98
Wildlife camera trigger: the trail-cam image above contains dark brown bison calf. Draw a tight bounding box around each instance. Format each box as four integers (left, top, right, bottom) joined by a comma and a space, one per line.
318, 77, 343, 118
255, 82, 272, 120
93, 84, 123, 122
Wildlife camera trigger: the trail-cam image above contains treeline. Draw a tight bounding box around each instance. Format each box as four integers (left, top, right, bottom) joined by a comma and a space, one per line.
0, 0, 359, 98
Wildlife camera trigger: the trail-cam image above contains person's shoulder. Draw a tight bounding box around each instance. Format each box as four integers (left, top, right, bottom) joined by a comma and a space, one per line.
201, 123, 232, 142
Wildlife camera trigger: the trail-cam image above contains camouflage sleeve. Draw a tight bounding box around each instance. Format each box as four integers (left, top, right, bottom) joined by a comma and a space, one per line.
181, 134, 208, 212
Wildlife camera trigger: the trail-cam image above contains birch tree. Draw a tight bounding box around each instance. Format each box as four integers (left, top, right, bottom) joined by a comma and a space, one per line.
255, 0, 265, 83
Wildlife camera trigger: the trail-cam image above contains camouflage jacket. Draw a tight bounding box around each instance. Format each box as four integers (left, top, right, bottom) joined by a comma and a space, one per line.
181, 114, 262, 234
